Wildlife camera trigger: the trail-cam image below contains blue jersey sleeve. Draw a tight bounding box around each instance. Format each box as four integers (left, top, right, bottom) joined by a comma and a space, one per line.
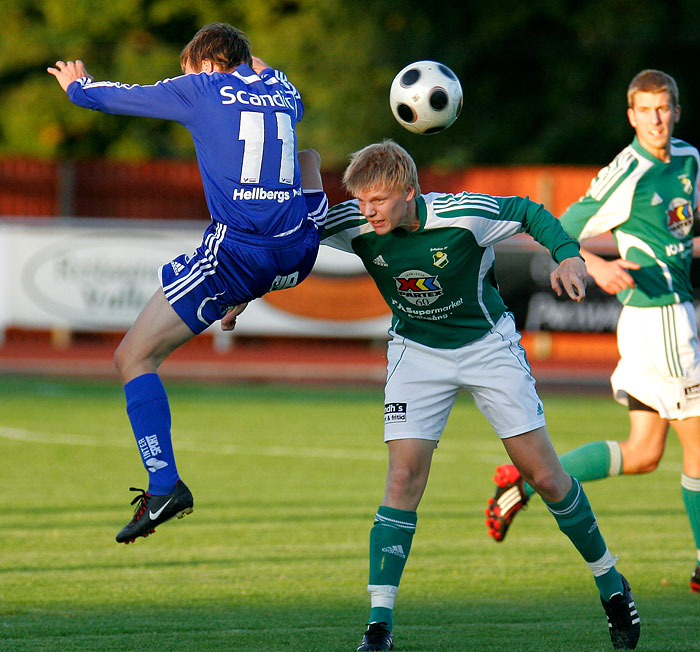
67, 74, 197, 124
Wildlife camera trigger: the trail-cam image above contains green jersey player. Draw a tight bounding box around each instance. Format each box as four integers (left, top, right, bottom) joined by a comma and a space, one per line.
485, 69, 700, 596
320, 140, 640, 651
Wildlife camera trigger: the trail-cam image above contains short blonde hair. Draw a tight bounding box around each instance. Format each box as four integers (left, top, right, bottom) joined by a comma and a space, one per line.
627, 69, 679, 108
343, 140, 420, 197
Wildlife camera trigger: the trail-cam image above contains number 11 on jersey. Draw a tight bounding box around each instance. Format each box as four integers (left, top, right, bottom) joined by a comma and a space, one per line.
238, 110, 295, 185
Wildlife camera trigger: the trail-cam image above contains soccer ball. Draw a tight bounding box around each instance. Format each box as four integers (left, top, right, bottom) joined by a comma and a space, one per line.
389, 61, 463, 135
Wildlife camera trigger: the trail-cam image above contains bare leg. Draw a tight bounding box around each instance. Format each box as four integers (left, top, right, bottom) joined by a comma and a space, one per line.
619, 410, 669, 473
501, 426, 572, 502
670, 416, 700, 476
382, 438, 435, 510
114, 288, 195, 383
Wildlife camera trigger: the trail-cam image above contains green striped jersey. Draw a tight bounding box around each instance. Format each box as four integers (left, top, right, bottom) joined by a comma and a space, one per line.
560, 136, 700, 307
322, 191, 580, 348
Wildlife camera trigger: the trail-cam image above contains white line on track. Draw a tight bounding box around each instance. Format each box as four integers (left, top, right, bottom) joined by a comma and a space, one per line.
0, 427, 548, 467
0, 426, 393, 462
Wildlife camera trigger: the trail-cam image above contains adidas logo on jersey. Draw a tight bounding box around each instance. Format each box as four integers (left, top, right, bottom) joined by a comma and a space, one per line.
170, 260, 185, 276
381, 544, 406, 559
373, 255, 388, 267
651, 192, 663, 206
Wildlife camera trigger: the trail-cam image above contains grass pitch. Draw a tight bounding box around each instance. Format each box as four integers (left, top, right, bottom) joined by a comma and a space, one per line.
0, 376, 696, 651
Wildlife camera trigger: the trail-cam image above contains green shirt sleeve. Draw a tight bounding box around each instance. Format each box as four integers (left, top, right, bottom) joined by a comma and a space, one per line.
499, 195, 581, 263
558, 145, 638, 240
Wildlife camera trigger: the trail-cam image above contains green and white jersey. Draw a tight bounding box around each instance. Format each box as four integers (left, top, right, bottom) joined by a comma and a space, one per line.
560, 136, 700, 307
322, 191, 580, 349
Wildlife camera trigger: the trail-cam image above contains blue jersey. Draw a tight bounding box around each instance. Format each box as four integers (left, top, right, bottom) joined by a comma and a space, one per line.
67, 65, 307, 237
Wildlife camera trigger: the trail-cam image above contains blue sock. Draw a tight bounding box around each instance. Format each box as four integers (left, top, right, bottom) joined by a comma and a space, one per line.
124, 373, 179, 495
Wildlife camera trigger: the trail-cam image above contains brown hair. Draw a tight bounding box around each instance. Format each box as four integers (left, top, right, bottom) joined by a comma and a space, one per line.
627, 69, 679, 108
180, 23, 252, 73
343, 140, 421, 197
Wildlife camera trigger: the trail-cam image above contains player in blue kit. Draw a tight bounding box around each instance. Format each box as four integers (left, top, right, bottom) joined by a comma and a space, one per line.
48, 23, 327, 544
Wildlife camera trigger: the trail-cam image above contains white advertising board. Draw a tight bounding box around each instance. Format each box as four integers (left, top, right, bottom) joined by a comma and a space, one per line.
0, 218, 392, 338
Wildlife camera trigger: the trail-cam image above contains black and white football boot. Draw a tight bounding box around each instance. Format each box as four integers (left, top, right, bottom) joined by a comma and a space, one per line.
601, 575, 641, 650
357, 622, 393, 651
116, 480, 193, 544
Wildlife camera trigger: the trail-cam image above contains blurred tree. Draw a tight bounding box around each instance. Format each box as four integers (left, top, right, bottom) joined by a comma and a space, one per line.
1, 0, 699, 169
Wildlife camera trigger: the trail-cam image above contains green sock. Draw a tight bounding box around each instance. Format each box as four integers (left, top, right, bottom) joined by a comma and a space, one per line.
681, 475, 700, 565
523, 441, 622, 497
367, 505, 417, 630
545, 477, 623, 600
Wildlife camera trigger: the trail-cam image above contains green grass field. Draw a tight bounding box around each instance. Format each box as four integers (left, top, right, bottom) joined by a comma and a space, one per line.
1, 375, 696, 651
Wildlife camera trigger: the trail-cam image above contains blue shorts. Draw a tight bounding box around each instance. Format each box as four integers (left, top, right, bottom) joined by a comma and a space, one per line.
159, 191, 327, 334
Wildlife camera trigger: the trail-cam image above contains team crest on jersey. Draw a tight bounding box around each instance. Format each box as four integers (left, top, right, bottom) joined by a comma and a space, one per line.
667, 198, 694, 239
678, 174, 693, 195
432, 251, 449, 268
394, 269, 443, 306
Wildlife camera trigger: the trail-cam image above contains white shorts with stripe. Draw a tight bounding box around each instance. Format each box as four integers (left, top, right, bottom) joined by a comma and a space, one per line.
383, 312, 546, 442
611, 302, 700, 419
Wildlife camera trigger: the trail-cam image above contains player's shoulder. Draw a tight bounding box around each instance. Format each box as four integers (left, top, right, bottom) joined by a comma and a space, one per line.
581, 144, 639, 201
322, 199, 367, 239
424, 190, 501, 219
671, 137, 700, 159
169, 71, 226, 98
607, 143, 639, 170
256, 66, 300, 95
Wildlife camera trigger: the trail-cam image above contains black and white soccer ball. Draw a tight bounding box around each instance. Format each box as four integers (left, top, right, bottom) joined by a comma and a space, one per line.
389, 61, 463, 135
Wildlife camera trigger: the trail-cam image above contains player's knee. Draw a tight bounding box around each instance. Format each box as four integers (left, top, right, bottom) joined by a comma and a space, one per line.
525, 467, 566, 500
620, 441, 662, 474
623, 454, 660, 474
387, 466, 415, 494
113, 341, 127, 376
113, 338, 145, 382
386, 465, 425, 501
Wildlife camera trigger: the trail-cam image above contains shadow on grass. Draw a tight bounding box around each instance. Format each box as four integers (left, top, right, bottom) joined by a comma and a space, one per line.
2, 594, 696, 652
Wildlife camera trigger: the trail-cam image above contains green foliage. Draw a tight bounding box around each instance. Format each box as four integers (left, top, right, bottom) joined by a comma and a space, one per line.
0, 376, 698, 650
2, 0, 700, 167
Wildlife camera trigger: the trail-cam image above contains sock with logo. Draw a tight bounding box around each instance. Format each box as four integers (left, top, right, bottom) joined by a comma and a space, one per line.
681, 474, 700, 565
544, 477, 623, 600
367, 505, 417, 630
522, 441, 622, 498
124, 373, 180, 496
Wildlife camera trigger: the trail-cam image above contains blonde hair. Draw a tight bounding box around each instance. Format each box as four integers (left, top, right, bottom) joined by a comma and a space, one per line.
343, 140, 420, 197
627, 69, 679, 108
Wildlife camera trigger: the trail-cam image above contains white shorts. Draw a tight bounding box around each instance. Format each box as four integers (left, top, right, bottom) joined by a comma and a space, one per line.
383, 313, 546, 441
611, 302, 700, 419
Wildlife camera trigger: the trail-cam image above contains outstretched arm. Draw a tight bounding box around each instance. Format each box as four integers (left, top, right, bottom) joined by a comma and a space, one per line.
579, 248, 639, 294
47, 59, 92, 92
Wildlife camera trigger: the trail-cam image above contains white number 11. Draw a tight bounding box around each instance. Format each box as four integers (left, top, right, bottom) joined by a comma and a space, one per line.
238, 111, 295, 185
